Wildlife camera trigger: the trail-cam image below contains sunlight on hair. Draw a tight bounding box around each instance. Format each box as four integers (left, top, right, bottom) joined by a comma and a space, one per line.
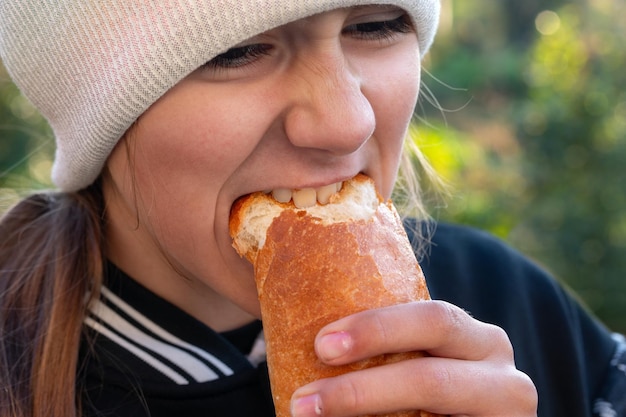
393, 123, 450, 221
0, 187, 20, 216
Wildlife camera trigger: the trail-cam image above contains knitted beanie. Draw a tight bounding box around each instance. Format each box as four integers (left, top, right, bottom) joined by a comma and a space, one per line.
0, 0, 440, 191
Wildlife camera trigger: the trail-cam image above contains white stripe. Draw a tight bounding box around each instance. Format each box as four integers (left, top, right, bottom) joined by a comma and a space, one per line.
247, 330, 267, 367
85, 317, 189, 385
100, 287, 234, 376
90, 299, 220, 383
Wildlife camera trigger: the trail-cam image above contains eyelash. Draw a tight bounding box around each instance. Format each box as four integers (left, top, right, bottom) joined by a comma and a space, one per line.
205, 44, 273, 70
202, 14, 413, 70
344, 14, 413, 40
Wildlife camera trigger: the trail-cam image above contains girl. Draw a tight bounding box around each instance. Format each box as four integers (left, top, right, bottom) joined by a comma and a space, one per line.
0, 1, 623, 416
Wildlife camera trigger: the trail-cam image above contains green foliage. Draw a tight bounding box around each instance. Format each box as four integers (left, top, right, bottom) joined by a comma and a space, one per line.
0, 63, 54, 211
419, 0, 626, 332
513, 1, 626, 331
409, 123, 526, 239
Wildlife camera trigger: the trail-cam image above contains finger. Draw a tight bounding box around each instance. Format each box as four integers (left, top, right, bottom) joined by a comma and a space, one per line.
291, 357, 537, 417
315, 300, 514, 365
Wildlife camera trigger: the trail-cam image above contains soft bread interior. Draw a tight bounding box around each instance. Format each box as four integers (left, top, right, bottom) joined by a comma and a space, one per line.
230, 174, 381, 260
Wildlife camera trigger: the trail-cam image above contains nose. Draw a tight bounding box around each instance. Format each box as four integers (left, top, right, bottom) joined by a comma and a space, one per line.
282, 49, 376, 155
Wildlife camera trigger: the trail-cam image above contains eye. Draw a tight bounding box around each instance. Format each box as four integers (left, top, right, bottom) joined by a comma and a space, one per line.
343, 14, 413, 41
203, 44, 273, 70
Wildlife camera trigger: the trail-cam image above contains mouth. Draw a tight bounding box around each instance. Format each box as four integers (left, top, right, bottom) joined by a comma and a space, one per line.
269, 181, 344, 209
229, 174, 381, 258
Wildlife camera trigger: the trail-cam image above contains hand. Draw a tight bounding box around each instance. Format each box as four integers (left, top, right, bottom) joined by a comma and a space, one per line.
290, 300, 538, 417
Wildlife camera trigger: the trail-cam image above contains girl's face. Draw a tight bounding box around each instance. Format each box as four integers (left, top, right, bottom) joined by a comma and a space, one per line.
104, 5, 422, 331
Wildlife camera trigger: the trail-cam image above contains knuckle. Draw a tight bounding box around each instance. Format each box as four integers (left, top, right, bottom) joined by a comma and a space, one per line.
428, 364, 454, 395
410, 359, 452, 402
333, 376, 365, 413
494, 367, 538, 415
486, 324, 515, 359
512, 371, 539, 413
428, 300, 467, 339
370, 308, 392, 346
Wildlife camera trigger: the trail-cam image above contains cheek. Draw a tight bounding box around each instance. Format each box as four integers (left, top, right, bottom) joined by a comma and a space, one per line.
136, 118, 249, 184
121, 99, 268, 263
364, 52, 421, 196
374, 55, 420, 127
359, 43, 421, 134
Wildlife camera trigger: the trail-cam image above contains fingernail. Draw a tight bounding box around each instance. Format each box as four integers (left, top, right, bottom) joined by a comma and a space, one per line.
318, 331, 353, 361
291, 393, 323, 417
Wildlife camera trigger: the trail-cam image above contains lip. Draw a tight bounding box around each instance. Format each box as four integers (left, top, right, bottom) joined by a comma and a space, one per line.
286, 175, 355, 191
229, 173, 363, 213
267, 172, 363, 193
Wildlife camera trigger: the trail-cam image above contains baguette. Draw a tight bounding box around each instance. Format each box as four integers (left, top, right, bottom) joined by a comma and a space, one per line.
230, 174, 441, 417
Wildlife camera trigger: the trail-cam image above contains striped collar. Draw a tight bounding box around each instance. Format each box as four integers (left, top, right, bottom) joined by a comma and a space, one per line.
84, 263, 265, 386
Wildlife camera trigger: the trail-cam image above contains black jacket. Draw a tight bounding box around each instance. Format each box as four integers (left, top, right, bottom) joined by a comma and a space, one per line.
80, 222, 626, 416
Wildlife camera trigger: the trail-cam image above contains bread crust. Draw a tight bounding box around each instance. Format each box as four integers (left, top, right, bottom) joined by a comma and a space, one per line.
230, 175, 443, 417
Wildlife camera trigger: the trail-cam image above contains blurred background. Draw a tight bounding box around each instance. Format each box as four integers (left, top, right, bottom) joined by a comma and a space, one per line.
1, 0, 625, 331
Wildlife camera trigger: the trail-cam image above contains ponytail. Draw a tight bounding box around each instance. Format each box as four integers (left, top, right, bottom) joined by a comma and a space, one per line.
0, 180, 105, 417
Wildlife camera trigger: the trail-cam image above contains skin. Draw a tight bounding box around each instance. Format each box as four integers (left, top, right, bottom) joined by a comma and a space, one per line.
103, 5, 537, 417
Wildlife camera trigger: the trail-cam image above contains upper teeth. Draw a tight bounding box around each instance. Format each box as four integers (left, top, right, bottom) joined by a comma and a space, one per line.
271, 182, 343, 209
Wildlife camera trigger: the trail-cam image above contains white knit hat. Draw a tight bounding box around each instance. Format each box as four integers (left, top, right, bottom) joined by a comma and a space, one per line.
0, 0, 440, 191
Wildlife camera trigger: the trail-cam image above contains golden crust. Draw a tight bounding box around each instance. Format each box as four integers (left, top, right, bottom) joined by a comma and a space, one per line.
230, 175, 444, 417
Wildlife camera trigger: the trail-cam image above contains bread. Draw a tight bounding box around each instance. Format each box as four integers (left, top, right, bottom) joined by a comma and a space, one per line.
230, 174, 441, 417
